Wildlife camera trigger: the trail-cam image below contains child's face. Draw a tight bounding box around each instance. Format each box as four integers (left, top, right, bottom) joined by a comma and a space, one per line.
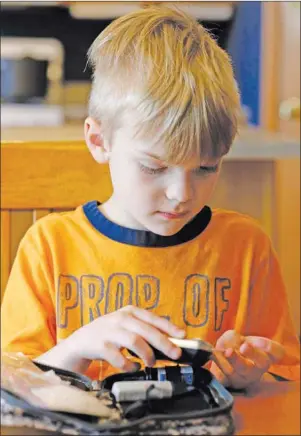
103, 125, 221, 236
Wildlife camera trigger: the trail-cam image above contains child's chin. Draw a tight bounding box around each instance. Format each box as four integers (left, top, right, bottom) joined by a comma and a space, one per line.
158, 230, 181, 237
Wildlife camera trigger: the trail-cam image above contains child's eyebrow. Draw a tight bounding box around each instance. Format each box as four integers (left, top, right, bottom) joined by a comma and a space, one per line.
141, 152, 166, 163
140, 152, 220, 169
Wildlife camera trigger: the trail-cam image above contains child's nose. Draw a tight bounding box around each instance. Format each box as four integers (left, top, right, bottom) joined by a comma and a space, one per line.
165, 174, 193, 203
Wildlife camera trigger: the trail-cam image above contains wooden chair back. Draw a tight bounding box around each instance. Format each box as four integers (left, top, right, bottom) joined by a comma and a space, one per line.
1, 140, 112, 300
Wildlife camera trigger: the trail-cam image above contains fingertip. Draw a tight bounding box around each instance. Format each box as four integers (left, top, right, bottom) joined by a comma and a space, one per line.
146, 355, 156, 368
240, 342, 251, 355
130, 362, 141, 372
175, 329, 186, 338
224, 348, 234, 358
171, 347, 182, 359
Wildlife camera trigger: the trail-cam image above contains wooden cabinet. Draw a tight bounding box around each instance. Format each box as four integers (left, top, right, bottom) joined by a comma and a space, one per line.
260, 2, 300, 334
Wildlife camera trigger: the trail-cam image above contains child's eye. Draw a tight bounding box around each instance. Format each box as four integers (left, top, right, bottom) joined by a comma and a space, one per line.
139, 163, 167, 175
194, 165, 219, 175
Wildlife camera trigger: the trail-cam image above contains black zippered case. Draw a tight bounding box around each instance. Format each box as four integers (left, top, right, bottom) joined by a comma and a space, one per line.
1, 360, 235, 435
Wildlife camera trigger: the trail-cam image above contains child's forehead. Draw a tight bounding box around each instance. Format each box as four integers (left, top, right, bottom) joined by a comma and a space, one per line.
130, 138, 219, 167
115, 124, 220, 167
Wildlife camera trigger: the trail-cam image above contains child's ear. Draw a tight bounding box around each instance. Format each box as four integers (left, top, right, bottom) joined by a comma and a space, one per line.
84, 117, 111, 163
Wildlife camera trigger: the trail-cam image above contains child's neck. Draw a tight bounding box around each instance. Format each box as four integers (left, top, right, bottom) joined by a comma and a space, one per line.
99, 197, 147, 231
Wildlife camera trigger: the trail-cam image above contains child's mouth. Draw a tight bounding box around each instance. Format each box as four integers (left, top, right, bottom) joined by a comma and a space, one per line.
157, 211, 188, 220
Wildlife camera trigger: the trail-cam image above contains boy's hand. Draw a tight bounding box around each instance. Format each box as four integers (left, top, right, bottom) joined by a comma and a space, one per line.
66, 305, 186, 372
210, 330, 285, 389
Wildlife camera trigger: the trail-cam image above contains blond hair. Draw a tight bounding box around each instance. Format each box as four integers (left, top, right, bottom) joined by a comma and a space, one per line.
87, 6, 241, 163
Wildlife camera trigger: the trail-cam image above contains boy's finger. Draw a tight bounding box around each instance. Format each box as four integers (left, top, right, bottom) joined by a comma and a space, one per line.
245, 336, 285, 363
215, 330, 245, 350
239, 342, 271, 371
211, 350, 235, 379
212, 351, 257, 389
114, 330, 156, 367
124, 317, 182, 362
223, 348, 257, 377
100, 342, 141, 372
122, 305, 186, 338
210, 362, 230, 386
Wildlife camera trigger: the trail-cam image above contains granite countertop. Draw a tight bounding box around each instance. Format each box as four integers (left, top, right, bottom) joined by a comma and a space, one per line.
1, 124, 300, 160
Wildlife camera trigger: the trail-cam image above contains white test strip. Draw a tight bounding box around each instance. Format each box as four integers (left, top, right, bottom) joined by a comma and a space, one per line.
111, 381, 173, 402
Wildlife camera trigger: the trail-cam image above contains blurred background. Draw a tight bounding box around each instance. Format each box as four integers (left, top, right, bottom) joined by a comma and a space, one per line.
1, 1, 300, 334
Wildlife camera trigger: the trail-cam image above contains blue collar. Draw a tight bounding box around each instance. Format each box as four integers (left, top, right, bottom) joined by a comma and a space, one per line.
83, 201, 211, 247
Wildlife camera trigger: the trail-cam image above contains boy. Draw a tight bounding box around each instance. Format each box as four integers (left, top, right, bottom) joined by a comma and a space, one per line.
1, 6, 300, 389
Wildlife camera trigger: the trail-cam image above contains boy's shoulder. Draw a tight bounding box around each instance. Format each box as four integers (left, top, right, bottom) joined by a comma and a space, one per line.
211, 207, 262, 225
26, 206, 86, 240
210, 207, 271, 244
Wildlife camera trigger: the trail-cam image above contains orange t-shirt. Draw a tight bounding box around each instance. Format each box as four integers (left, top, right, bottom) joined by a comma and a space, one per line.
1, 201, 300, 380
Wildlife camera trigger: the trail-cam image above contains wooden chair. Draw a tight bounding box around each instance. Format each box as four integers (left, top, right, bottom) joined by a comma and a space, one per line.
1, 140, 113, 301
